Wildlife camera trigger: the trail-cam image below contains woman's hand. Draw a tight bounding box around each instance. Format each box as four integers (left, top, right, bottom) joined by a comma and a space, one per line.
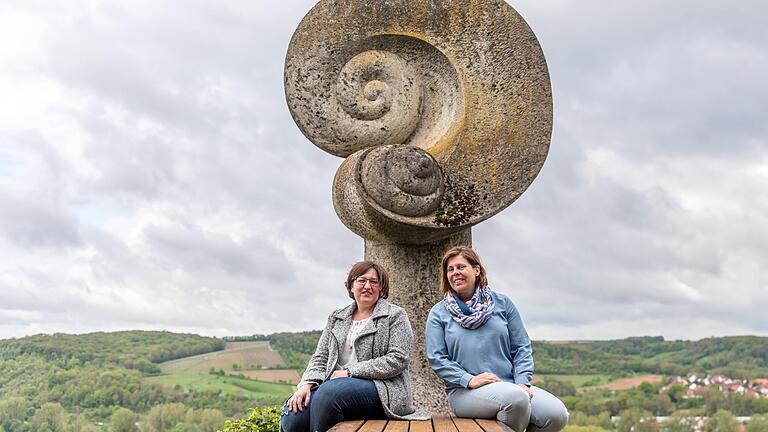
468, 372, 501, 389
329, 369, 350, 380
517, 383, 533, 399
287, 384, 313, 413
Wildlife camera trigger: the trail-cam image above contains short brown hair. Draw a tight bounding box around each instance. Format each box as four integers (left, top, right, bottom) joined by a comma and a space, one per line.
345, 261, 390, 299
439, 246, 488, 294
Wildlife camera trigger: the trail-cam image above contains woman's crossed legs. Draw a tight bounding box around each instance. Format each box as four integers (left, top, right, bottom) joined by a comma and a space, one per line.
280, 377, 386, 432
448, 382, 568, 432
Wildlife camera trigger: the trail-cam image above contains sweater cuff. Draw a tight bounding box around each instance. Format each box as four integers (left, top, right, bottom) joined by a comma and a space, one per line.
297, 380, 319, 389
513, 375, 531, 386
460, 373, 474, 388
346, 364, 361, 378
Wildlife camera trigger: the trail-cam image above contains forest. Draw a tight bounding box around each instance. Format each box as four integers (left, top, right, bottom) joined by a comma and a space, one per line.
533, 336, 768, 379
0, 331, 269, 431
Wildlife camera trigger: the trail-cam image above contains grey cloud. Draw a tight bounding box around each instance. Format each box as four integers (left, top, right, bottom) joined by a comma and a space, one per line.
79, 225, 155, 287
1, 0, 766, 339
293, 225, 362, 269
85, 128, 176, 200
0, 191, 83, 250
38, 1, 312, 143
518, 1, 768, 159
142, 222, 294, 282
0, 269, 88, 314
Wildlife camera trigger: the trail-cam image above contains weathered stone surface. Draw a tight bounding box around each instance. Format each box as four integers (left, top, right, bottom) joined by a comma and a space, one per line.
286, 0, 552, 243
333, 145, 464, 244
361, 146, 444, 218
365, 231, 472, 413
285, 0, 552, 412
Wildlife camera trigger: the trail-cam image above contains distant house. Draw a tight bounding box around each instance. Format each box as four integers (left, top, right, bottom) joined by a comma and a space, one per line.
663, 374, 768, 399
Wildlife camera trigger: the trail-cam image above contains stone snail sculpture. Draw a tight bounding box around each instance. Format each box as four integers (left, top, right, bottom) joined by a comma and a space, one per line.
285, 0, 553, 245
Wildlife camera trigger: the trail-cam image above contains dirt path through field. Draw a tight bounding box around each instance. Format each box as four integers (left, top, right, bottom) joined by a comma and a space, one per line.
238, 370, 301, 384
591, 374, 664, 390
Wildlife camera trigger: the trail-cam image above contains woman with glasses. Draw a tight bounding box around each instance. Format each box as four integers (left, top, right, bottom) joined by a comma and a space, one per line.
426, 246, 569, 432
280, 261, 423, 432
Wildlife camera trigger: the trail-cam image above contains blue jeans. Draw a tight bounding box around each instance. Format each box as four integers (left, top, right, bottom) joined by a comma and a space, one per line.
448, 383, 569, 432
280, 378, 386, 432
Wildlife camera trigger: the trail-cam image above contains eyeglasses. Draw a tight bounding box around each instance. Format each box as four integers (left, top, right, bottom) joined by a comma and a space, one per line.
353, 277, 380, 287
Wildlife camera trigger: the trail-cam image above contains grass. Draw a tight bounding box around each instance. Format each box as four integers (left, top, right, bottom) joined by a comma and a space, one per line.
589, 374, 664, 390
650, 351, 684, 361
535, 373, 665, 392
535, 374, 615, 387
239, 370, 301, 384
150, 341, 297, 404
148, 373, 295, 399
160, 341, 285, 374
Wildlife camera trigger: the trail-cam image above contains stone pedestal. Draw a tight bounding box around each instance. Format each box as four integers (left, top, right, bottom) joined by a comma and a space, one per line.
365, 230, 472, 412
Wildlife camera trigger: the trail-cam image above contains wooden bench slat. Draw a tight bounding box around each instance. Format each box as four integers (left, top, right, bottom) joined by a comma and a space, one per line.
329, 420, 366, 432
358, 419, 389, 432
450, 417, 484, 432
383, 420, 410, 432
432, 414, 459, 432
408, 419, 434, 432
473, 419, 513, 432
329, 417, 513, 432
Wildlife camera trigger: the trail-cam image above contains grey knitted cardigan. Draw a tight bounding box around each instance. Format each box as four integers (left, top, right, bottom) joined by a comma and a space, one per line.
298, 299, 428, 420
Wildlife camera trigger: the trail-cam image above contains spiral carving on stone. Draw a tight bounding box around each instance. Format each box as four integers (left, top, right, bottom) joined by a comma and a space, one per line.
336, 51, 419, 121
285, 0, 553, 243
286, 32, 463, 158
360, 146, 444, 217
332, 50, 421, 152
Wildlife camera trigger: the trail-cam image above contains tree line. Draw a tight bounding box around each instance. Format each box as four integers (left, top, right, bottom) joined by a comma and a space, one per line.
533, 336, 768, 379
0, 331, 260, 431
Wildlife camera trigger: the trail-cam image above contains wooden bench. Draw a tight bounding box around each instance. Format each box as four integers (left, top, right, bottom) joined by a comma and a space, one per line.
329, 415, 514, 432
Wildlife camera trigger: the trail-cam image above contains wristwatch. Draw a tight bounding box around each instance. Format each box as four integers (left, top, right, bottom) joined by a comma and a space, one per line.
344, 368, 352, 378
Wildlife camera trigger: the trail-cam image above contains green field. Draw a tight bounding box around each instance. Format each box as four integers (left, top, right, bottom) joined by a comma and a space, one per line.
148, 372, 294, 400
535, 374, 615, 387
160, 341, 285, 374
153, 341, 297, 401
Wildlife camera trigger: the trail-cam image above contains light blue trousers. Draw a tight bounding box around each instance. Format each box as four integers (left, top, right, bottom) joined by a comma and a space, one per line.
448, 383, 568, 432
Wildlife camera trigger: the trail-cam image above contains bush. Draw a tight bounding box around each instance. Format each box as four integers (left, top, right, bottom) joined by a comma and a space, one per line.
703, 410, 738, 432
747, 414, 768, 432
185, 408, 226, 432
219, 406, 281, 432
563, 426, 610, 432
0, 397, 31, 430
569, 411, 613, 430
616, 408, 656, 432
661, 415, 697, 432
538, 378, 577, 397
112, 407, 139, 432
30, 402, 67, 432
144, 403, 187, 432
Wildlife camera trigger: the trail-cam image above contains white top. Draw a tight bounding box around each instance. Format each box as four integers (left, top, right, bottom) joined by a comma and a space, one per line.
337, 317, 371, 369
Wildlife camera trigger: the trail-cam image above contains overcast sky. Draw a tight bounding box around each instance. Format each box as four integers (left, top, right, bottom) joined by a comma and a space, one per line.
1, 1, 766, 341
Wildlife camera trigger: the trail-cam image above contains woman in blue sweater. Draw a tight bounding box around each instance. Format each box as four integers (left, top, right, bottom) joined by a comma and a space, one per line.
426, 246, 568, 432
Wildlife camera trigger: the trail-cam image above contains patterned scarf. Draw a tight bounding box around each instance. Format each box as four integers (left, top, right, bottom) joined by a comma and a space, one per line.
443, 286, 495, 329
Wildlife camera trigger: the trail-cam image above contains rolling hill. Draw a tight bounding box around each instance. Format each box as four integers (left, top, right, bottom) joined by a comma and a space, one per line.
1, 330, 766, 431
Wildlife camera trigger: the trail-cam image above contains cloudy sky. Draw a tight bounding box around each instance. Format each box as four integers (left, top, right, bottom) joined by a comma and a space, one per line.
1, 1, 766, 341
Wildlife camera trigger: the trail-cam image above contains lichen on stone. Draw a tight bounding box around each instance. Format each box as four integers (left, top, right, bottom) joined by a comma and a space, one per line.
433, 175, 480, 226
